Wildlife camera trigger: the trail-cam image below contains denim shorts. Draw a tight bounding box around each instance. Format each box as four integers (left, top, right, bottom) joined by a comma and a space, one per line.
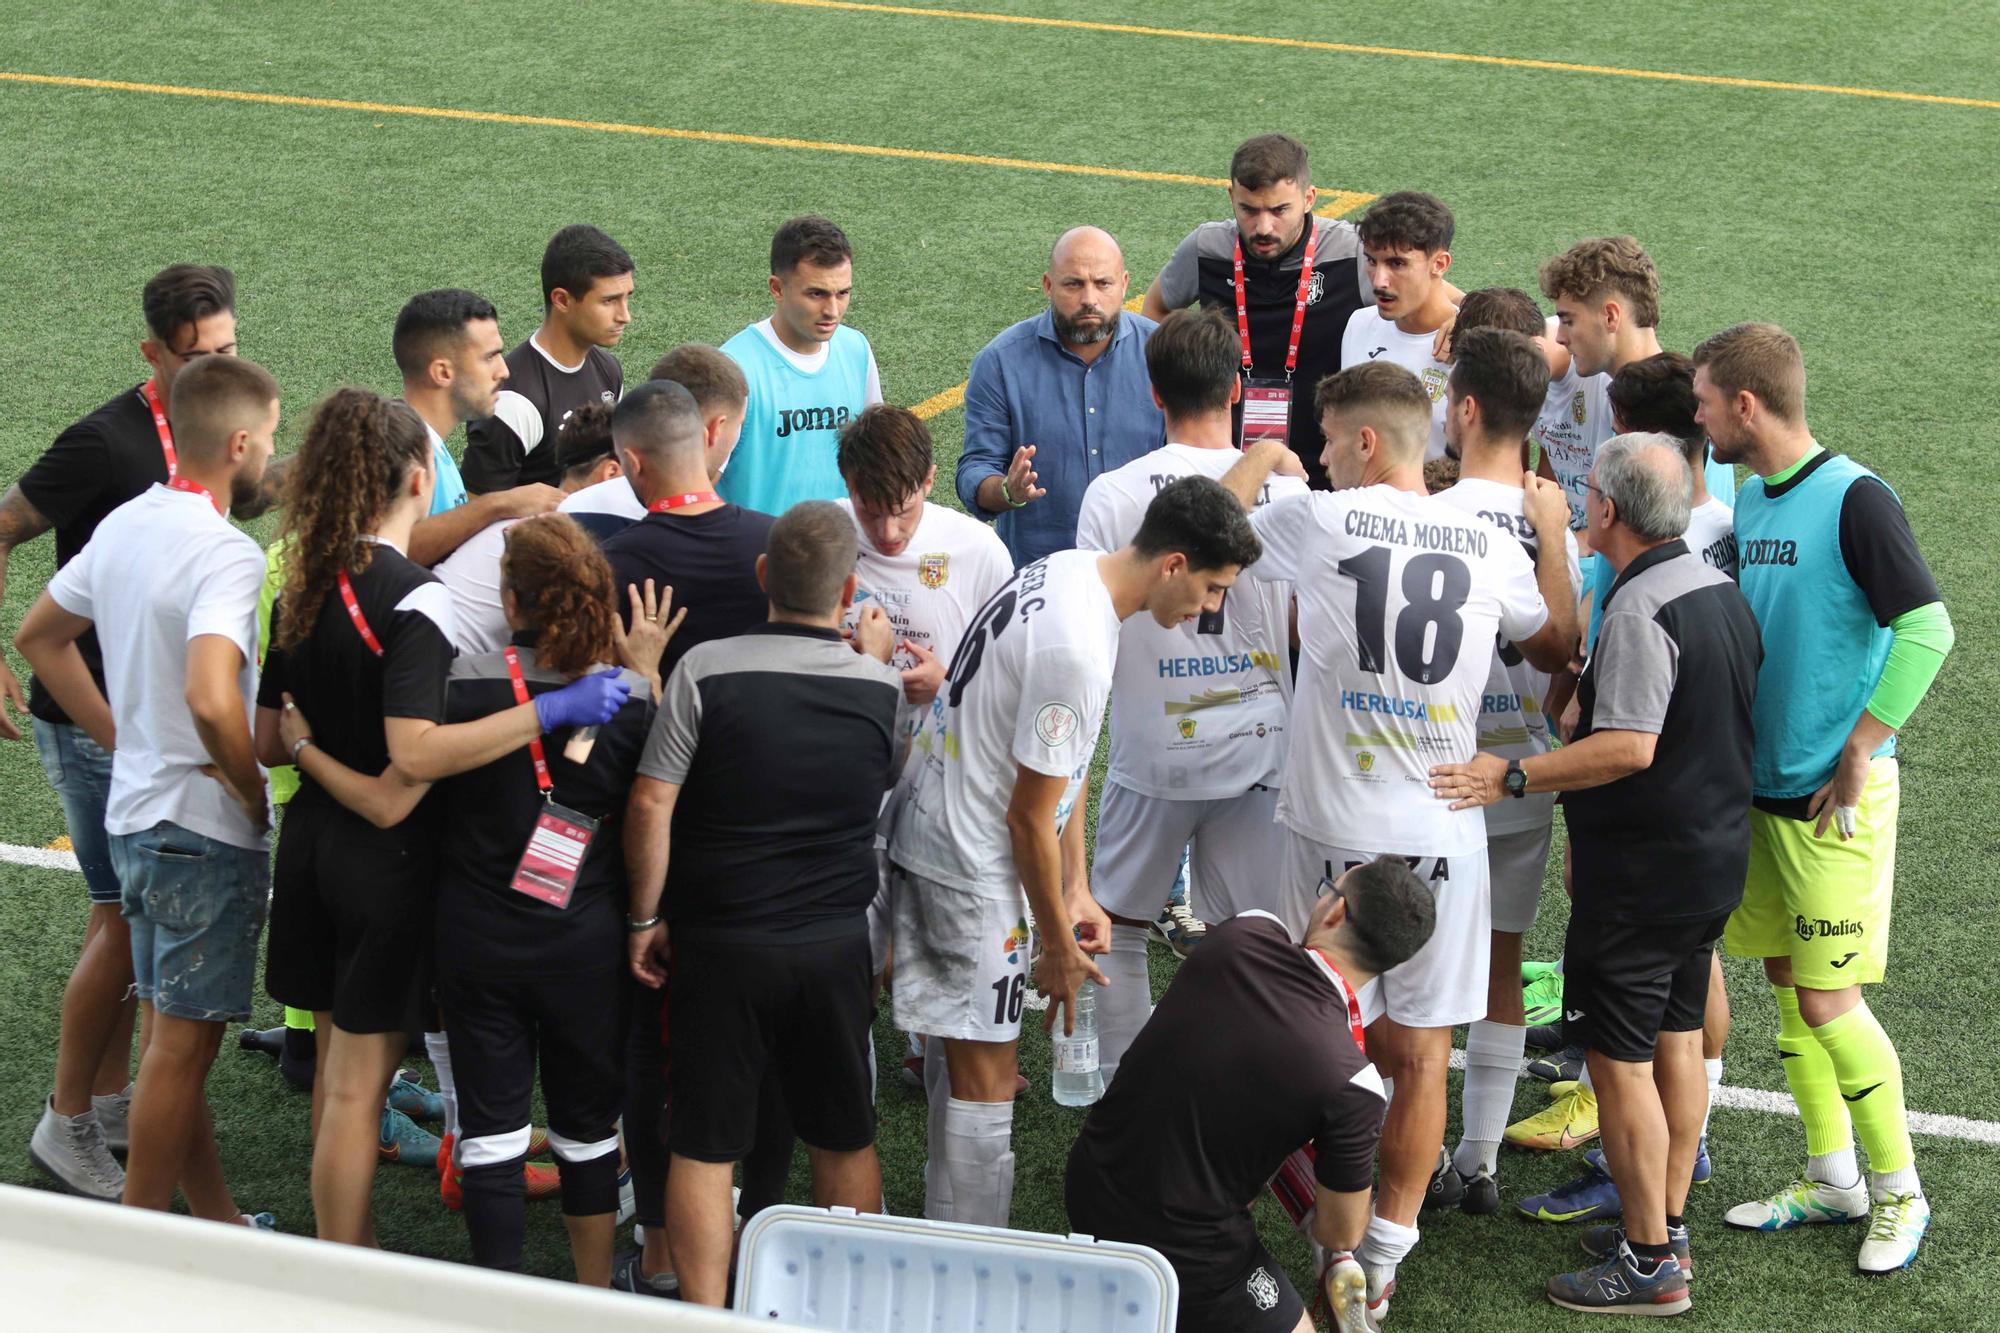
32, 718, 121, 905
110, 821, 270, 1023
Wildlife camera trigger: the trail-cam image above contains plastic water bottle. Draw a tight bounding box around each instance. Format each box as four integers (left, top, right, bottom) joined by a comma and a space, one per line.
1051, 985, 1105, 1106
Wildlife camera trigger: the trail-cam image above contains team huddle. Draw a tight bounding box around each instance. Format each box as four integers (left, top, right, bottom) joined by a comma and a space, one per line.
4, 131, 1954, 1331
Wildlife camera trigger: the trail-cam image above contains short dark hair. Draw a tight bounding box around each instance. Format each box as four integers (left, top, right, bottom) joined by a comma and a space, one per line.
1691, 323, 1805, 424
764, 500, 858, 617
542, 224, 633, 309
649, 343, 749, 416
1229, 133, 1310, 191
1453, 287, 1545, 340
771, 216, 853, 276
392, 288, 499, 376
166, 355, 279, 464
1314, 361, 1433, 458
1357, 191, 1455, 254
1448, 328, 1550, 441
611, 379, 704, 468
1339, 855, 1437, 975
143, 265, 235, 346
838, 405, 934, 510
1145, 309, 1240, 418
1608, 352, 1702, 460
555, 401, 616, 480
1132, 476, 1261, 573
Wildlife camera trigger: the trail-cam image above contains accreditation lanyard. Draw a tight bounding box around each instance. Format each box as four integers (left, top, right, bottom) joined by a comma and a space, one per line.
1233, 224, 1319, 449
503, 645, 597, 909
648, 491, 720, 512
1308, 947, 1368, 1053
335, 571, 384, 657
166, 476, 223, 516
140, 378, 178, 479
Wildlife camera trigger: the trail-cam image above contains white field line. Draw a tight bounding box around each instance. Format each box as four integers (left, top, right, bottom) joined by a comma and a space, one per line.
1, 841, 80, 872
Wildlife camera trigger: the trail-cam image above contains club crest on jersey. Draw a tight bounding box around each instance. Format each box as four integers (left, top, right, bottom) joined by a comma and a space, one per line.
1357, 750, 1376, 773
918, 552, 950, 589
1177, 718, 1197, 739
1305, 269, 1325, 306
1420, 366, 1448, 402
1034, 702, 1079, 748
599, 390, 616, 405
1246, 1267, 1280, 1311
1002, 918, 1030, 964
1571, 390, 1587, 425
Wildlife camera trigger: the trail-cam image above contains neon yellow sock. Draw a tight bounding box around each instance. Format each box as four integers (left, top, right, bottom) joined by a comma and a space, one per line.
282, 1006, 315, 1032
1775, 986, 1851, 1157
1812, 1001, 1914, 1175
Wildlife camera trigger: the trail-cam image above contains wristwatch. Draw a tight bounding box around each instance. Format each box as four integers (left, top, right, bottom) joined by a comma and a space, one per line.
1504, 759, 1528, 799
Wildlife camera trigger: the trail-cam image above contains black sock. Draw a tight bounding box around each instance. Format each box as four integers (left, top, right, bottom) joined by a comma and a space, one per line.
1666, 1213, 1685, 1231
460, 1157, 528, 1272
1628, 1238, 1674, 1270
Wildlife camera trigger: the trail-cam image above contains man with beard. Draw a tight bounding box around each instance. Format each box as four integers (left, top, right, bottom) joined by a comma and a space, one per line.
959, 226, 1165, 566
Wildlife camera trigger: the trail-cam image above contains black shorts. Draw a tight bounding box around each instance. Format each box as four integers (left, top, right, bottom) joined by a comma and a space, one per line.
1174, 1242, 1305, 1333
438, 962, 627, 1157
666, 929, 875, 1162
266, 794, 437, 1036
1562, 912, 1729, 1064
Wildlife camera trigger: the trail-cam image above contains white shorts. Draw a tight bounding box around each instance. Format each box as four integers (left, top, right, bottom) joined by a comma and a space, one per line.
1092, 781, 1288, 923
1282, 831, 1491, 1030
1487, 822, 1555, 935
887, 865, 1032, 1043
866, 852, 893, 976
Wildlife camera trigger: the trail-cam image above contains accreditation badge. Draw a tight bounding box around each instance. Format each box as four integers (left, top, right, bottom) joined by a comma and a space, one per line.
510, 802, 599, 909
1239, 378, 1293, 449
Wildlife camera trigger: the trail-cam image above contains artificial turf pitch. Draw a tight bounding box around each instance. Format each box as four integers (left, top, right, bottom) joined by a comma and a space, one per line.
0, 2, 1995, 1327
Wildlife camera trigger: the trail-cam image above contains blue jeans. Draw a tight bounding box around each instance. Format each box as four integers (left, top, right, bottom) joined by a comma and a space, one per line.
110, 821, 269, 1023
32, 718, 120, 905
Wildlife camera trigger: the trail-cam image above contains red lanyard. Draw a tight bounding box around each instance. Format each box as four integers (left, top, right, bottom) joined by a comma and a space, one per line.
166, 476, 222, 516
648, 491, 720, 512
503, 646, 553, 797
140, 378, 178, 479
1309, 947, 1367, 1052
335, 571, 384, 658
1232, 221, 1320, 377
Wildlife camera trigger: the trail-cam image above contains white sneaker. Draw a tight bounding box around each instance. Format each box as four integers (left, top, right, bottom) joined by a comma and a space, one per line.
93, 1085, 132, 1155
1723, 1174, 1869, 1231
28, 1097, 124, 1202
1857, 1191, 1929, 1274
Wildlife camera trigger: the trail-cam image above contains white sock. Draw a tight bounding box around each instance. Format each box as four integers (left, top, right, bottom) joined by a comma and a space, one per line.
423, 1031, 458, 1142
1577, 1062, 1594, 1093
942, 1097, 1015, 1228
907, 1031, 924, 1061
1808, 1148, 1861, 1189
1553, 956, 1565, 976
1454, 1021, 1525, 1177
1096, 925, 1153, 1088
1358, 1213, 1419, 1290
923, 1049, 954, 1221
1871, 1164, 1922, 1201
1701, 1058, 1723, 1140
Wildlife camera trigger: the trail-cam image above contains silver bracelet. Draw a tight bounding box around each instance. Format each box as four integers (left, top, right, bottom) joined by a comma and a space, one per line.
626, 914, 663, 933
289, 736, 316, 764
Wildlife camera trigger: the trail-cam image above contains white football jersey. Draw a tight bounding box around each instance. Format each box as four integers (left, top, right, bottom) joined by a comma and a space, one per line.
840, 500, 1014, 694
886, 550, 1121, 896
1075, 443, 1307, 800
1248, 485, 1549, 857
1533, 363, 1614, 530
1685, 497, 1738, 577
1340, 307, 1452, 461
1433, 478, 1581, 836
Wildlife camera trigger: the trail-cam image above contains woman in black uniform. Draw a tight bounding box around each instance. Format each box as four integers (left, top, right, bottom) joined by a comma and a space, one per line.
254, 390, 630, 1245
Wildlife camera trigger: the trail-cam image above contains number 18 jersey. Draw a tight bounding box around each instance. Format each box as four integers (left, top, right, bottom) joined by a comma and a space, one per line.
1248, 484, 1548, 857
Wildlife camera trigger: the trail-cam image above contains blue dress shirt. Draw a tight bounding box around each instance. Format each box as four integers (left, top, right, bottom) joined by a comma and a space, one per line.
956, 309, 1166, 566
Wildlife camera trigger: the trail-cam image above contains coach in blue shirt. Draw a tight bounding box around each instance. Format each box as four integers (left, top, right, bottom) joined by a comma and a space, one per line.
957, 227, 1166, 566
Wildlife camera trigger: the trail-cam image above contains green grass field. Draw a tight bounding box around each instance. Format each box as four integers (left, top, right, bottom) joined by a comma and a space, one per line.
2, 1, 1996, 1327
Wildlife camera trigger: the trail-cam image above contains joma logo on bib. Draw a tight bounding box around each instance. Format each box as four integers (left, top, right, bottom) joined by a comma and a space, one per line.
774, 405, 854, 437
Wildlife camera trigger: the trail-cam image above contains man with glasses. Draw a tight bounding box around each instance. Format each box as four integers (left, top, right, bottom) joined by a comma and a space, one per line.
1066, 857, 1436, 1333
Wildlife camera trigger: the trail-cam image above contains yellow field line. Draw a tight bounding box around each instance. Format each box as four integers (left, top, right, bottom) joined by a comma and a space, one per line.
753, 0, 2000, 111
910, 385, 967, 421
0, 70, 1244, 185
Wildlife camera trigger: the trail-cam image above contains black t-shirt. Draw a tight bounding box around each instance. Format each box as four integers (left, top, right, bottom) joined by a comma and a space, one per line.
259, 545, 455, 807
18, 385, 171, 722
462, 339, 623, 492
636, 624, 908, 945
602, 505, 775, 683
1065, 913, 1386, 1292
1163, 218, 1370, 489
432, 641, 654, 979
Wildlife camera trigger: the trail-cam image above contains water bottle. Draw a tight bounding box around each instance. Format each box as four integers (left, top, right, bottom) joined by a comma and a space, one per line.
1051, 984, 1105, 1106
